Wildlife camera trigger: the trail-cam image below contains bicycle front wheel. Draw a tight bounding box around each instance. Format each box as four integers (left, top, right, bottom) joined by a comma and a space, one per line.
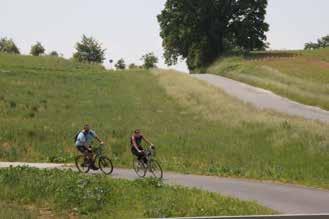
149, 159, 163, 179
132, 157, 146, 178
98, 156, 113, 175
75, 155, 90, 173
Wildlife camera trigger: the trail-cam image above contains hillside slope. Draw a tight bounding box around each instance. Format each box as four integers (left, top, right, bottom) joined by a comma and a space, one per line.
0, 54, 329, 189
207, 48, 329, 110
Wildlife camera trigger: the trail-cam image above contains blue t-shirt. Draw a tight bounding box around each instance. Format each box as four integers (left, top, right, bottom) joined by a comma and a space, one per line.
75, 130, 96, 147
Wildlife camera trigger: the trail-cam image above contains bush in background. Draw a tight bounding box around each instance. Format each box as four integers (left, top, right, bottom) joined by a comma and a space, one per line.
73, 35, 106, 63
0, 37, 20, 54
30, 42, 45, 56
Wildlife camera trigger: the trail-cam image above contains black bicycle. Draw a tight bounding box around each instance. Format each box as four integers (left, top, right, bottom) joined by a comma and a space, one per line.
132, 145, 163, 179
75, 144, 113, 175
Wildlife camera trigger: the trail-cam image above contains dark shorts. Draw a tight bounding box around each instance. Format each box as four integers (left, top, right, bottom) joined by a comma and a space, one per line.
77, 145, 88, 154
131, 145, 144, 158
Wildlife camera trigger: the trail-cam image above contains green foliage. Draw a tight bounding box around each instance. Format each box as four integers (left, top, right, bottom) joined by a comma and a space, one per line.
30, 42, 45, 56
73, 35, 106, 63
0, 53, 329, 189
0, 167, 273, 218
305, 35, 329, 50
0, 37, 20, 54
157, 0, 269, 71
49, 51, 59, 57
115, 58, 126, 70
141, 52, 158, 69
128, 63, 138, 69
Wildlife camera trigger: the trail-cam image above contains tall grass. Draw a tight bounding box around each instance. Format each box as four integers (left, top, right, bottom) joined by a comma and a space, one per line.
0, 167, 274, 218
0, 54, 329, 189
207, 48, 329, 110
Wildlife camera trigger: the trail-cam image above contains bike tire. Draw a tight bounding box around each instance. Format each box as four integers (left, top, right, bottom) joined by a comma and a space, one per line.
75, 155, 90, 173
149, 159, 163, 179
98, 156, 113, 175
132, 157, 147, 178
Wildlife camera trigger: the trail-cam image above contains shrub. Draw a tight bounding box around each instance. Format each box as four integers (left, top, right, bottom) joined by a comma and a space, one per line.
0, 37, 20, 54
30, 42, 45, 56
73, 35, 106, 63
115, 58, 126, 70
141, 52, 158, 69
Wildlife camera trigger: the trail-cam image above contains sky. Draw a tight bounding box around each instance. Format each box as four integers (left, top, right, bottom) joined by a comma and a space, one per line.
1, 0, 329, 72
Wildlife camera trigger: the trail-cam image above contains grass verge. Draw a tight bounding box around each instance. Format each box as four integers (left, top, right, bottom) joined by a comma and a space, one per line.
0, 167, 274, 218
207, 48, 329, 110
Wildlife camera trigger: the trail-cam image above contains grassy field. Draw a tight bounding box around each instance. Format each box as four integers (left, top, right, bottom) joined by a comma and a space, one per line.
0, 201, 38, 219
207, 48, 329, 110
0, 167, 274, 218
0, 53, 329, 189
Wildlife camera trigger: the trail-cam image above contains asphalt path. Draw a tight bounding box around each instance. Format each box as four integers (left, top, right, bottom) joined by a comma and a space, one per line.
192, 74, 329, 123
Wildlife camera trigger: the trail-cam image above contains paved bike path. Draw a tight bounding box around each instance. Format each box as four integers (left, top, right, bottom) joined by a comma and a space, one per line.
192, 74, 329, 123
0, 162, 328, 214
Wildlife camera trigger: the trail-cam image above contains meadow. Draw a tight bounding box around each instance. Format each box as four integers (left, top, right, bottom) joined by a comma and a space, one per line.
207, 48, 329, 110
0, 167, 273, 218
0, 53, 329, 189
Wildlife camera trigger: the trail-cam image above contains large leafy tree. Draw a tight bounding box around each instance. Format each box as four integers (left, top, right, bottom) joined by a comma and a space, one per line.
73, 35, 106, 63
157, 0, 269, 71
0, 37, 20, 54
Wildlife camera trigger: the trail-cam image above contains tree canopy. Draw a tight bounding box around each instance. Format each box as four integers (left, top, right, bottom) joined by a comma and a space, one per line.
115, 58, 126, 70
141, 52, 158, 69
30, 42, 45, 56
157, 0, 269, 71
0, 37, 20, 54
305, 35, 329, 50
73, 35, 106, 63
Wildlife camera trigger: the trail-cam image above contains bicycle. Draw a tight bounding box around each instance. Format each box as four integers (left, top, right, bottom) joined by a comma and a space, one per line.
132, 145, 163, 179
75, 144, 113, 175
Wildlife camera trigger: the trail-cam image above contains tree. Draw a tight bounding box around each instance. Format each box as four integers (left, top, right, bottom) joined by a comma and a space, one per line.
305, 35, 329, 50
129, 63, 138, 69
49, 51, 59, 57
73, 35, 106, 63
30, 42, 45, 56
115, 58, 126, 70
157, 0, 269, 71
0, 37, 20, 54
141, 52, 158, 69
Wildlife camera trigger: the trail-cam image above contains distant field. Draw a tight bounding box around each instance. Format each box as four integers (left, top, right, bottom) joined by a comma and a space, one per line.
0, 54, 329, 189
207, 48, 329, 110
0, 167, 273, 218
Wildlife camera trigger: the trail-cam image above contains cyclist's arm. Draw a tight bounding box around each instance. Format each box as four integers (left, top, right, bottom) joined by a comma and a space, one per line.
142, 136, 152, 146
131, 136, 142, 152
95, 135, 104, 144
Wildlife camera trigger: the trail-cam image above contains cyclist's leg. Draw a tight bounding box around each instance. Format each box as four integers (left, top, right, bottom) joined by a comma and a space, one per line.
131, 146, 146, 163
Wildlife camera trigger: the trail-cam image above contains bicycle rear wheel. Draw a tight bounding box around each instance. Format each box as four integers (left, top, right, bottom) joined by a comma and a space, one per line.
149, 159, 163, 179
98, 156, 113, 175
75, 155, 90, 173
132, 157, 146, 177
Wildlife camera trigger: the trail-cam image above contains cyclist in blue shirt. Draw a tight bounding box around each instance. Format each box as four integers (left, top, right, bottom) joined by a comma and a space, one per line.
75, 124, 104, 169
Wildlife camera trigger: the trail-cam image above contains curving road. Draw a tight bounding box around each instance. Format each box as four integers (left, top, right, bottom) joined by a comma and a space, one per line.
0, 162, 328, 214
192, 74, 329, 123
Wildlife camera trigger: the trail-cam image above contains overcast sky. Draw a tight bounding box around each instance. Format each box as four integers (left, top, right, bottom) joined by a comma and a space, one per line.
1, 0, 329, 72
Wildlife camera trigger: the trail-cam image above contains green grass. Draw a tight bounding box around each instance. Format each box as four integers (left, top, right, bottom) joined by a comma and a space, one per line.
0, 201, 38, 219
207, 48, 329, 110
0, 167, 274, 218
1, 53, 329, 189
